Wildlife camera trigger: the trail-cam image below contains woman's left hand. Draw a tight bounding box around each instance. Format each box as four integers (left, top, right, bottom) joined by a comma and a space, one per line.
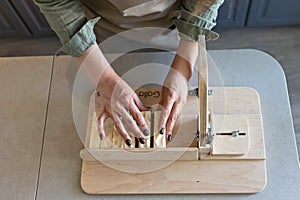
158, 65, 188, 142
158, 39, 198, 142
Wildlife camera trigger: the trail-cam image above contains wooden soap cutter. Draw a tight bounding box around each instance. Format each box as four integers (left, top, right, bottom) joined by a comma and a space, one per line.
79, 36, 267, 194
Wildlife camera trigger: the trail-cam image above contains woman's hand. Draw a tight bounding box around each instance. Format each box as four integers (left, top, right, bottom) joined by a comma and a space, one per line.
97, 69, 150, 146
158, 67, 188, 142
158, 39, 198, 141
79, 44, 150, 146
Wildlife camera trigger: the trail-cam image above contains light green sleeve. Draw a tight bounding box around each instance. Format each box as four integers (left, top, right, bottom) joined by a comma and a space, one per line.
174, 0, 224, 41
34, 0, 100, 57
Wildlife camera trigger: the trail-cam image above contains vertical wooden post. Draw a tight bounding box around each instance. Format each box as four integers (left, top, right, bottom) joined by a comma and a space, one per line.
198, 35, 208, 147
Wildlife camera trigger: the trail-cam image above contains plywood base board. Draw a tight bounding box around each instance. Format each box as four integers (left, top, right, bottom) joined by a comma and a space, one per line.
80, 87, 266, 194
81, 160, 266, 194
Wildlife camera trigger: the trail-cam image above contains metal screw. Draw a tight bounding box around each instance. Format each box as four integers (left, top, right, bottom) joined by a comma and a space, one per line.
96, 91, 101, 97
205, 128, 214, 144
232, 130, 240, 137
207, 127, 212, 134
208, 89, 213, 96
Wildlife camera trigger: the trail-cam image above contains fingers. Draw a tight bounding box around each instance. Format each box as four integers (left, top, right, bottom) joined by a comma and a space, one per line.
112, 105, 146, 146
129, 99, 150, 137
118, 107, 145, 139
133, 94, 149, 111
98, 112, 108, 140
99, 110, 138, 146
112, 112, 133, 146
101, 100, 148, 146
158, 89, 177, 135
166, 102, 182, 142
98, 81, 149, 146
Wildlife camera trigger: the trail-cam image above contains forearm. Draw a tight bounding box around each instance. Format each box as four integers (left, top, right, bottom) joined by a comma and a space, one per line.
171, 38, 198, 80
78, 43, 120, 97
172, 0, 225, 80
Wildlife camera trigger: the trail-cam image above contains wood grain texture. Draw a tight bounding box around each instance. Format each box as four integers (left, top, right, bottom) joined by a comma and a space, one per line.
80, 148, 198, 161
198, 35, 209, 147
205, 87, 266, 160
80, 87, 266, 193
212, 114, 250, 155
81, 160, 266, 194
204, 115, 265, 160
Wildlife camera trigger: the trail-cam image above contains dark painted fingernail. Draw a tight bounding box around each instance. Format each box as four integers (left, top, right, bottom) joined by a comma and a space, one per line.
168, 134, 172, 142
143, 129, 150, 136
139, 138, 145, 144
147, 106, 152, 109
125, 139, 132, 146
159, 128, 165, 135
99, 133, 104, 140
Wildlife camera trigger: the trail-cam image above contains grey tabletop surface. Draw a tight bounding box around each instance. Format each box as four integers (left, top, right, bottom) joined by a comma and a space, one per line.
5, 49, 299, 200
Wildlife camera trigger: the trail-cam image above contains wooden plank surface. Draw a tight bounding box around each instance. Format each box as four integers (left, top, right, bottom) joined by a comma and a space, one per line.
198, 35, 208, 147
212, 114, 250, 155
80, 148, 198, 161
81, 160, 266, 194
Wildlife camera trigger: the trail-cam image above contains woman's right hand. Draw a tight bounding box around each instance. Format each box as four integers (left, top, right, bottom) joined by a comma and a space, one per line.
97, 68, 150, 146
79, 44, 150, 146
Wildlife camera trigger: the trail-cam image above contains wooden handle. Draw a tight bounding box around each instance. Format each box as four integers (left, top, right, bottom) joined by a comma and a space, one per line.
198, 35, 208, 147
